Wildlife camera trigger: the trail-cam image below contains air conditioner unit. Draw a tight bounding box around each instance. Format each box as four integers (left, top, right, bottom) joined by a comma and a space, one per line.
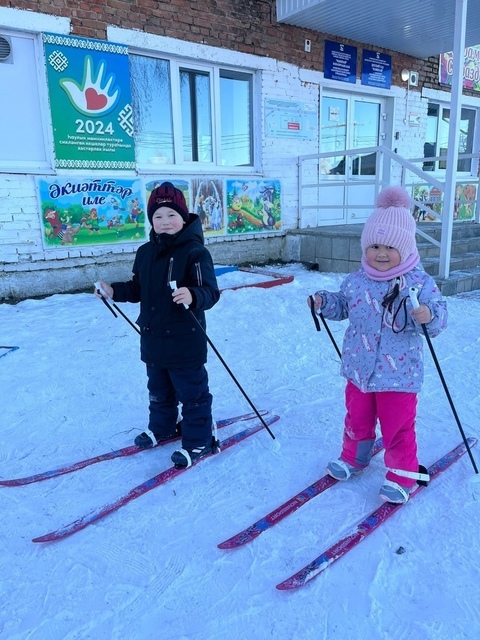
0, 36, 13, 64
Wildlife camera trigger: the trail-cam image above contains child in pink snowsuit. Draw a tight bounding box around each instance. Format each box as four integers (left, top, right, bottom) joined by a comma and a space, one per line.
310, 186, 447, 504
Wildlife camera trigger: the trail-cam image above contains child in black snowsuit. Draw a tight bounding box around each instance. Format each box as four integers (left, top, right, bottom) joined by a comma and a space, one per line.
96, 182, 220, 468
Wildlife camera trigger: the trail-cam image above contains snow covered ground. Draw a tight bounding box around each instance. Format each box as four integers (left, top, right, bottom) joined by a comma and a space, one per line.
1, 264, 479, 640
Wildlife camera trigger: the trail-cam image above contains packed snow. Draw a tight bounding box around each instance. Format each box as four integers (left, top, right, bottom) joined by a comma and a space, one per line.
1, 263, 479, 640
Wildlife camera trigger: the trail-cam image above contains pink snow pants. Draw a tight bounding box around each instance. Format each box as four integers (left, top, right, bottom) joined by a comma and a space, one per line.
341, 381, 419, 488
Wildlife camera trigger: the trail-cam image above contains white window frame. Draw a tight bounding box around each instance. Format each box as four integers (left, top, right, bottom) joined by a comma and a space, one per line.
0, 28, 55, 174
425, 100, 479, 175
130, 49, 257, 174
170, 59, 216, 168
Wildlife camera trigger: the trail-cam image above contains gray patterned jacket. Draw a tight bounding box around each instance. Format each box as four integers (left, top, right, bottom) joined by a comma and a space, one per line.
317, 265, 447, 393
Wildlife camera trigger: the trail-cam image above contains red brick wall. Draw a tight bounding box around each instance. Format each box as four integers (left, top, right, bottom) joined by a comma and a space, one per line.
1, 0, 476, 96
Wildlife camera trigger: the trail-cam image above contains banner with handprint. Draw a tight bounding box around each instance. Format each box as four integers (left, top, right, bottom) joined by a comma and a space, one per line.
43, 33, 135, 170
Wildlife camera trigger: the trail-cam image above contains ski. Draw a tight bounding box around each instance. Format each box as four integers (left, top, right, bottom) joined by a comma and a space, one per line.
32, 413, 280, 543
218, 439, 383, 550
0, 410, 271, 487
276, 437, 477, 591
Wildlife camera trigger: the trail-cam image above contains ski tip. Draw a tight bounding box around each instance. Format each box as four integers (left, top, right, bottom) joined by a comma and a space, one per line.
276, 567, 326, 591
32, 529, 74, 543
32, 530, 71, 543
276, 578, 303, 591
217, 527, 262, 549
32, 535, 51, 544
217, 537, 250, 550
276, 556, 332, 591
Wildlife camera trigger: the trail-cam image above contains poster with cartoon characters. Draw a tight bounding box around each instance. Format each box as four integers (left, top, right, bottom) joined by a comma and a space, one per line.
453, 184, 477, 220
226, 179, 282, 234
37, 177, 147, 248
42, 33, 135, 170
191, 178, 225, 237
413, 184, 476, 222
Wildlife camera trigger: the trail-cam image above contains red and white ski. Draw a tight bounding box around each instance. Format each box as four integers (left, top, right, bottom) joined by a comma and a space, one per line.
218, 439, 383, 549
32, 413, 280, 543
0, 410, 271, 487
276, 437, 477, 591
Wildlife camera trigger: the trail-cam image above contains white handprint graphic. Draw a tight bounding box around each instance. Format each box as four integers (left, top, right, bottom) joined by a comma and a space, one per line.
59, 55, 119, 116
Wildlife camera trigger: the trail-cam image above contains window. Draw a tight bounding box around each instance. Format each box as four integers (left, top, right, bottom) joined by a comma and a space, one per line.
130, 54, 254, 169
424, 103, 476, 172
130, 56, 174, 165
0, 31, 52, 172
320, 94, 383, 175
220, 70, 253, 166
180, 69, 212, 163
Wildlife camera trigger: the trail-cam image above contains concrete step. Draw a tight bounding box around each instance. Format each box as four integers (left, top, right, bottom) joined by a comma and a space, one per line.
421, 251, 480, 274
434, 265, 480, 296
417, 237, 480, 259
287, 222, 480, 295
416, 222, 480, 241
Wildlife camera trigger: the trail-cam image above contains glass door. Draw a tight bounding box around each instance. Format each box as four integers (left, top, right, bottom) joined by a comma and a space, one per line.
319, 93, 384, 224
351, 99, 380, 176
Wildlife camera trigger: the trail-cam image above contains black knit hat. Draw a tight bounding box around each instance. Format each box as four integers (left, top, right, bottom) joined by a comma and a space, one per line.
147, 182, 189, 223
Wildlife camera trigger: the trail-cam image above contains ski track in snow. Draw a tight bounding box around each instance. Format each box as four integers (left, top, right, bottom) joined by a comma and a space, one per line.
1, 265, 480, 639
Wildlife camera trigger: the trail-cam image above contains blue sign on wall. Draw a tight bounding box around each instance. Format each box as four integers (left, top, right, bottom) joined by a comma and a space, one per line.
361, 50, 392, 89
324, 40, 357, 84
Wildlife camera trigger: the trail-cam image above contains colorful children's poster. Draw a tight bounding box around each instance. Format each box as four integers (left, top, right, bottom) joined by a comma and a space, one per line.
412, 184, 476, 222
440, 46, 480, 93
453, 184, 477, 220
37, 177, 147, 248
43, 33, 135, 170
191, 178, 225, 237
226, 179, 282, 234
412, 185, 442, 222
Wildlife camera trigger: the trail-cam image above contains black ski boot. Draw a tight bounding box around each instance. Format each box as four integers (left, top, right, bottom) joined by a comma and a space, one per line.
171, 436, 219, 468
134, 421, 182, 449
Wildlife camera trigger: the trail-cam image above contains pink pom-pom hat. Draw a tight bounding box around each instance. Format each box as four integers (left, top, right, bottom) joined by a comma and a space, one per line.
361, 186, 417, 263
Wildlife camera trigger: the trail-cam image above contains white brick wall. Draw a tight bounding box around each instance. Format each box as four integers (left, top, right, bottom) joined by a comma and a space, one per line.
0, 12, 466, 300
261, 60, 321, 230
0, 28, 325, 285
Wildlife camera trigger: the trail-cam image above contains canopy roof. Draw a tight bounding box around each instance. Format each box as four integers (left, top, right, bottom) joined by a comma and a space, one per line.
276, 0, 480, 58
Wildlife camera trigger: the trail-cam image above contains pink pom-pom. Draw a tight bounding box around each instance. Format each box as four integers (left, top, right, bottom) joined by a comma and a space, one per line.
376, 186, 411, 209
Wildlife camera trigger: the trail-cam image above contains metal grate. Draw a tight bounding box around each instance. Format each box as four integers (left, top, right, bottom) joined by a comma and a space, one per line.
0, 36, 12, 62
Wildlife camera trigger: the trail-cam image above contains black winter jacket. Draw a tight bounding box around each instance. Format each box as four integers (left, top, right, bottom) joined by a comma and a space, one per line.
112, 215, 220, 368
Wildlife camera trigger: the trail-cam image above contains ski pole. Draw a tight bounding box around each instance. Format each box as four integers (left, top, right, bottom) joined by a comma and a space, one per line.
94, 282, 141, 335
308, 295, 342, 359
409, 287, 478, 474
169, 281, 276, 440
96, 286, 118, 318
0, 346, 19, 359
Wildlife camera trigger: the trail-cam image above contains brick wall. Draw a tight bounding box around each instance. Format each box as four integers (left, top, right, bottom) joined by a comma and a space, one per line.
1, 0, 464, 95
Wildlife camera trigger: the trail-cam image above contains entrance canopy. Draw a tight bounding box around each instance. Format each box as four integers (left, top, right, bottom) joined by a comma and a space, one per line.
276, 0, 480, 58
277, 0, 480, 278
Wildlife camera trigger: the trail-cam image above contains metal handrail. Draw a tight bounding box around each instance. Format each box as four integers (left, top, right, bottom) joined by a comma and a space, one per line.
298, 146, 480, 277
299, 145, 480, 231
